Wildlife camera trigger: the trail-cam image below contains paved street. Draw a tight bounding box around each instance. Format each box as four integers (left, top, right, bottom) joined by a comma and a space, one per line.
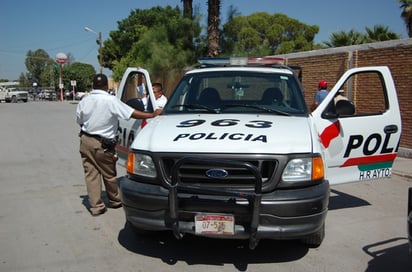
0, 101, 411, 272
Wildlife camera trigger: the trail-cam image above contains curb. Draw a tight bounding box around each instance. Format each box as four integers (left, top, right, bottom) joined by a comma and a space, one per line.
393, 170, 412, 180
398, 147, 412, 159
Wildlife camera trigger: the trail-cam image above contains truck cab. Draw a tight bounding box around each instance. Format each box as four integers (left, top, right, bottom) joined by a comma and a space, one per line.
115, 57, 401, 249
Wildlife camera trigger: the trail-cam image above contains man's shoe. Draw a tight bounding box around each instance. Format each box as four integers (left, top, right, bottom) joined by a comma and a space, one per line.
91, 208, 106, 216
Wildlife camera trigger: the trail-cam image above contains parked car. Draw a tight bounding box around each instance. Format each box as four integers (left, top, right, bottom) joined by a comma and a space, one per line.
75, 91, 88, 100
38, 90, 57, 101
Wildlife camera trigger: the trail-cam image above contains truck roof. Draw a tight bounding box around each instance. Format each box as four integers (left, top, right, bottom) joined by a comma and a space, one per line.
187, 57, 299, 78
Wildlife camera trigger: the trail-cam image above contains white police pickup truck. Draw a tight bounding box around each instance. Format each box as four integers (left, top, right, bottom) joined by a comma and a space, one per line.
115, 57, 401, 249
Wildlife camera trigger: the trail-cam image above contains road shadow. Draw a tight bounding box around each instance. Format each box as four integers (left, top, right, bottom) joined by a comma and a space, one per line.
80, 195, 90, 209
328, 189, 371, 210
80, 192, 110, 214
363, 237, 412, 272
118, 222, 309, 271
116, 189, 371, 270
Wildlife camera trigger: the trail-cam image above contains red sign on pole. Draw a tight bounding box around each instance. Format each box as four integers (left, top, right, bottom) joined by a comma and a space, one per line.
55, 53, 67, 102
55, 52, 67, 64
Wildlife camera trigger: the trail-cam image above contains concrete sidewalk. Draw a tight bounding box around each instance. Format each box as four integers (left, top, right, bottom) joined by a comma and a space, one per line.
393, 156, 412, 180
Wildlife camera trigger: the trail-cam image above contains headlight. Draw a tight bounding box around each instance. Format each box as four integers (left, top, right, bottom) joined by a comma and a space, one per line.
126, 153, 157, 178
282, 157, 324, 182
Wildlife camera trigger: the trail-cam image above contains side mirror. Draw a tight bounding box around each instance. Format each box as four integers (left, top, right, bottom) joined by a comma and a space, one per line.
335, 100, 355, 116
321, 99, 355, 119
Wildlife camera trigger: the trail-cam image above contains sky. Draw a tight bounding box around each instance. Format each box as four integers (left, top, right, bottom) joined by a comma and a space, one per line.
0, 0, 408, 81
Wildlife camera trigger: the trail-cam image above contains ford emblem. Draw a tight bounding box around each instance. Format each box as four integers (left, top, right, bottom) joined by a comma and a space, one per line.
206, 169, 228, 179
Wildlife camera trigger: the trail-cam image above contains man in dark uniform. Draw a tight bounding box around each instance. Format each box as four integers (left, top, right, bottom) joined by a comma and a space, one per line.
76, 73, 161, 216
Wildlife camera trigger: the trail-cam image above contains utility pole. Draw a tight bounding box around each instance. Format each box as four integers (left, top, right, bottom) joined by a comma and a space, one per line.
98, 31, 102, 74
85, 27, 103, 74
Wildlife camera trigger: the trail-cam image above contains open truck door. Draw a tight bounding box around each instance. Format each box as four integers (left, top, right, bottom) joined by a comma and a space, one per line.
115, 68, 157, 165
312, 66, 401, 185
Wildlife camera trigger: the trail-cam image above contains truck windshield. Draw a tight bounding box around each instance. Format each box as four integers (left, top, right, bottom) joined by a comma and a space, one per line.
163, 70, 308, 116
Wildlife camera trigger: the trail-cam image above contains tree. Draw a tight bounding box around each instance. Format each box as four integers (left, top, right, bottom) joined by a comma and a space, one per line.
181, 0, 195, 53
24, 49, 52, 87
39, 59, 58, 88
207, 0, 221, 56
182, 0, 193, 18
112, 25, 191, 89
323, 25, 401, 48
103, 6, 200, 74
18, 73, 30, 87
323, 29, 367, 48
226, 4, 241, 21
399, 0, 412, 37
62, 62, 96, 92
105, 6, 201, 90
222, 12, 319, 56
365, 25, 401, 42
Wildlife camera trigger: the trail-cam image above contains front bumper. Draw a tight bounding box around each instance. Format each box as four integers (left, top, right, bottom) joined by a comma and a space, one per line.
118, 174, 329, 243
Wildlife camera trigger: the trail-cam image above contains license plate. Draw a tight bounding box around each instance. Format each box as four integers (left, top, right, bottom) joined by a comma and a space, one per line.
195, 214, 234, 235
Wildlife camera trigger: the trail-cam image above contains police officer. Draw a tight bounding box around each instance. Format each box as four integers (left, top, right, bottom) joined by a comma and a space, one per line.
76, 73, 161, 216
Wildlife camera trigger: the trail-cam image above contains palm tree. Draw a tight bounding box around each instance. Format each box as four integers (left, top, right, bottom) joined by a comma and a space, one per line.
398, 0, 412, 37
181, 0, 194, 54
181, 0, 193, 18
207, 0, 221, 57
227, 4, 240, 21
365, 25, 401, 42
323, 29, 366, 48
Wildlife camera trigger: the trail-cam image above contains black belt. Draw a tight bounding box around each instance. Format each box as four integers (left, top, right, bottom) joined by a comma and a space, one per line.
80, 131, 117, 151
79, 131, 103, 141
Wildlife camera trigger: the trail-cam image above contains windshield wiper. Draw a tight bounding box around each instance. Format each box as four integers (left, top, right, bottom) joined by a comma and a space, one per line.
172, 104, 220, 113
224, 104, 290, 116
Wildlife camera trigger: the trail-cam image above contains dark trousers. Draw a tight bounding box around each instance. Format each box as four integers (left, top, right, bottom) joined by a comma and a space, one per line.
79, 134, 121, 215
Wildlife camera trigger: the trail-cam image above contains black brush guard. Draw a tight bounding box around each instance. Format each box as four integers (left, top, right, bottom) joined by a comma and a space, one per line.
168, 157, 263, 249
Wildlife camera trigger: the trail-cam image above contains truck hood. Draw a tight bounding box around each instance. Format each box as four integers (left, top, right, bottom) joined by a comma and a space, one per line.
131, 114, 313, 154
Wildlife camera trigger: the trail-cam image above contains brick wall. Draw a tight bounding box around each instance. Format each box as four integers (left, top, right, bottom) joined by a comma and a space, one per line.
278, 39, 412, 150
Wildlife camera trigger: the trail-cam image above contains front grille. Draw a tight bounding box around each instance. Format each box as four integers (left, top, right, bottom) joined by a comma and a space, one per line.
161, 156, 278, 189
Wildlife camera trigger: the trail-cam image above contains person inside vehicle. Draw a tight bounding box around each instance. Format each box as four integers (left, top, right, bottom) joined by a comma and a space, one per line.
152, 82, 168, 109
